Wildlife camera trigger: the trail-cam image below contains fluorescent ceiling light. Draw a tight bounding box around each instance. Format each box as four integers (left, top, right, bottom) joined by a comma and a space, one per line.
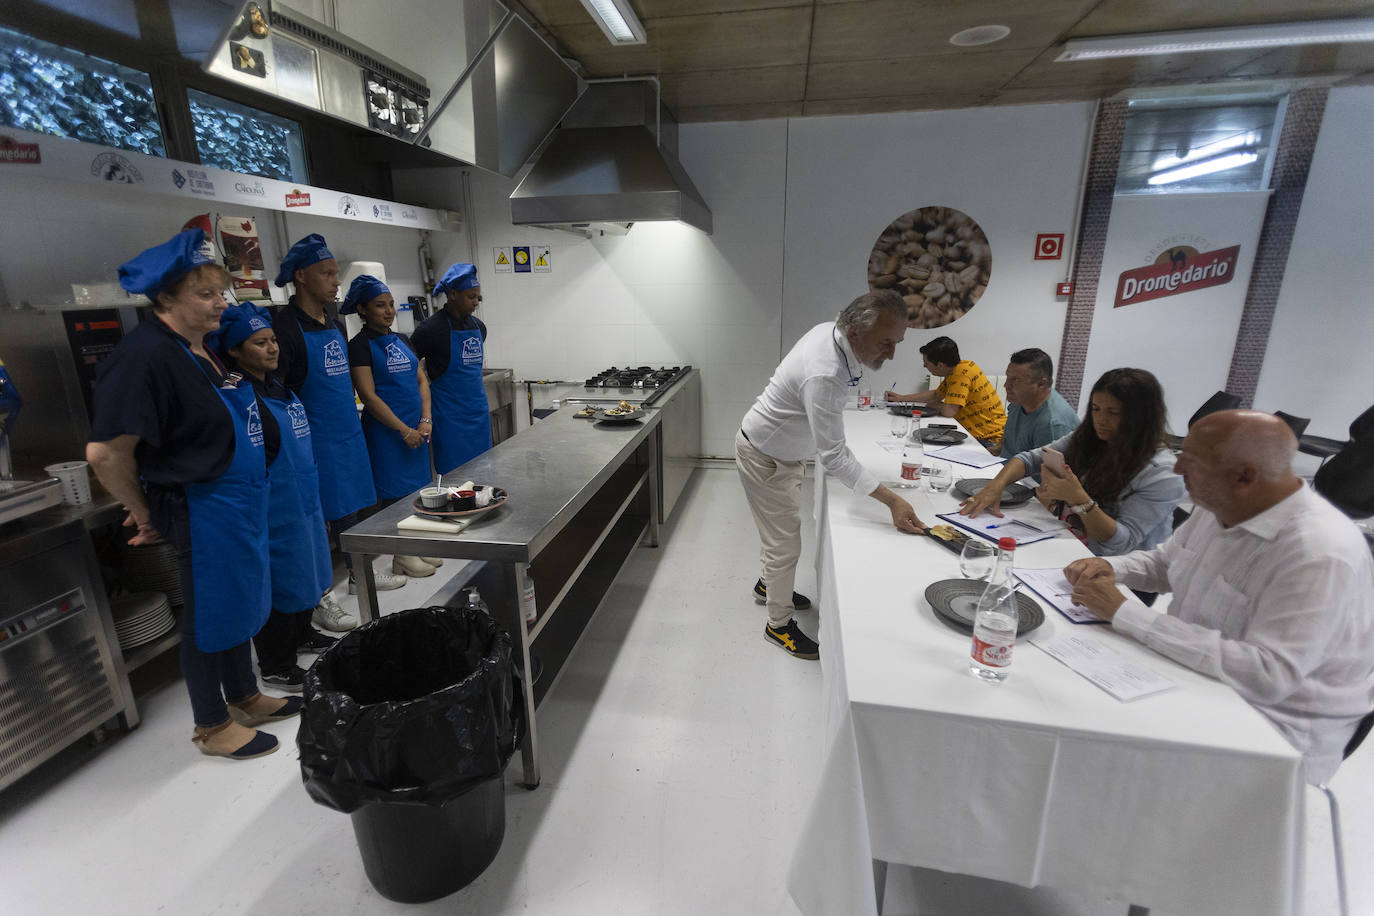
1057, 18, 1374, 61
1148, 151, 1259, 185
579, 0, 647, 45
1151, 130, 1260, 171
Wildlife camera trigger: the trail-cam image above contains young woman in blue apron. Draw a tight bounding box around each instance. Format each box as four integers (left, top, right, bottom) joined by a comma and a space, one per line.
272, 234, 404, 603
86, 230, 301, 760
411, 262, 490, 474
211, 303, 336, 693
344, 275, 441, 579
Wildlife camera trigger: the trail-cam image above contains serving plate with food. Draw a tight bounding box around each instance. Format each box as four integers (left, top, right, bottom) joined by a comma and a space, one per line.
922, 523, 971, 555
413, 483, 509, 519
919, 426, 968, 445
594, 400, 646, 423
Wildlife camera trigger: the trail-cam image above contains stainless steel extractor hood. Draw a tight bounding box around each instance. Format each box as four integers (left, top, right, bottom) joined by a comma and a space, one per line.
510, 79, 713, 235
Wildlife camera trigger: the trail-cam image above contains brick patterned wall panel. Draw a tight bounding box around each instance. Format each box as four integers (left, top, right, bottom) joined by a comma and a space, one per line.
1225, 88, 1328, 406
1057, 100, 1127, 409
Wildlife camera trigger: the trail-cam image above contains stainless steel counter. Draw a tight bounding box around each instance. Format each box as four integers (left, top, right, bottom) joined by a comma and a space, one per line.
341, 372, 709, 789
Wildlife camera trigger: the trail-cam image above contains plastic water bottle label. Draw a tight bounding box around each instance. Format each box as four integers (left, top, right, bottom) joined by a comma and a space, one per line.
857, 392, 872, 409
901, 460, 922, 481
971, 633, 1013, 668
521, 578, 537, 624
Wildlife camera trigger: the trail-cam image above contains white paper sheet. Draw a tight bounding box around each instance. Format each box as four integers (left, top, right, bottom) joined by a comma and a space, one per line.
1029, 631, 1177, 701
874, 439, 905, 454
935, 511, 1060, 546
1015, 567, 1108, 624
925, 443, 1004, 468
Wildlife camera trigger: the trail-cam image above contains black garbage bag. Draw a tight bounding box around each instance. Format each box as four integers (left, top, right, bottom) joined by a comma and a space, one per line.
298, 605, 525, 813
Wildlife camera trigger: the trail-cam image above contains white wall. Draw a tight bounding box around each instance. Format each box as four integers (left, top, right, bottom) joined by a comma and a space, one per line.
781, 104, 1095, 394
1080, 191, 1269, 431
1252, 84, 1374, 439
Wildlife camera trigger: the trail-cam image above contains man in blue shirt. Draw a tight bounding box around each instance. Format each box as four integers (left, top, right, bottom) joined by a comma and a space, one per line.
998, 348, 1080, 457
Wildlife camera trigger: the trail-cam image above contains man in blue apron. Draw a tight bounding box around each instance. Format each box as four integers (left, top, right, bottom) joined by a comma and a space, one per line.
412, 262, 490, 474
87, 229, 301, 759
271, 234, 405, 605
211, 303, 336, 693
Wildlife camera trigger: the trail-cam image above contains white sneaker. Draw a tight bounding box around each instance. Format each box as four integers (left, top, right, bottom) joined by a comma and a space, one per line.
346, 571, 408, 595
419, 557, 444, 567
392, 555, 436, 577
312, 592, 359, 632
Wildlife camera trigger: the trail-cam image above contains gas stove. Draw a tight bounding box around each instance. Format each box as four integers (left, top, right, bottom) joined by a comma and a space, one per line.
584, 366, 689, 391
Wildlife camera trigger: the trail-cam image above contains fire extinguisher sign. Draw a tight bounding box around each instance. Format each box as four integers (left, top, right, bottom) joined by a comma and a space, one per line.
1034, 233, 1064, 260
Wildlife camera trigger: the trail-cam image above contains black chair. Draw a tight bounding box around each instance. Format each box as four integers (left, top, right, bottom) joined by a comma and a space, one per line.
1317, 709, 1374, 916
1273, 410, 1311, 438
1313, 404, 1374, 519
1189, 390, 1243, 428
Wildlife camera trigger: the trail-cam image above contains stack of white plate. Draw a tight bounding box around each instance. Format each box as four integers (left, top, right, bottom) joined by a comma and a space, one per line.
111, 591, 176, 651
120, 541, 184, 605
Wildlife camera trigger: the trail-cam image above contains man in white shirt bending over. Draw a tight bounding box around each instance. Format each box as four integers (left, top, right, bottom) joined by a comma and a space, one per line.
1066, 410, 1374, 784
737, 289, 927, 660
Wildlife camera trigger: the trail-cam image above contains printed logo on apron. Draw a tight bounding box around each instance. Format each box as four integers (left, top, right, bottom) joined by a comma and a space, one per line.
287, 399, 311, 439
246, 400, 264, 447
385, 339, 411, 372
322, 338, 349, 376
461, 335, 483, 365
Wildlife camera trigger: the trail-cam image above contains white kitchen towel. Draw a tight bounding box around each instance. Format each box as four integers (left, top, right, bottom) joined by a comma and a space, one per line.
396, 515, 472, 534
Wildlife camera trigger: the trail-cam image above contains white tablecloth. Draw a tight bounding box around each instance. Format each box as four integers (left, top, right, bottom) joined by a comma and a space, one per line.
788, 409, 1305, 915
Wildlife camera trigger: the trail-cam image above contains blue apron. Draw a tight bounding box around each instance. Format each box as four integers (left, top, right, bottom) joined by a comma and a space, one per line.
262, 391, 333, 612
362, 333, 431, 499
296, 325, 376, 520
181, 348, 270, 652
430, 323, 490, 474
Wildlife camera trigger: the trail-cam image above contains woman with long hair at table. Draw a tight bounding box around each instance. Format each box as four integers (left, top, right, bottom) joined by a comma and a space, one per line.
960, 367, 1184, 557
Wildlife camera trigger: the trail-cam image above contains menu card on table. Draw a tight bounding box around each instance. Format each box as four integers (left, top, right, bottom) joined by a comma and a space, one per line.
1015, 567, 1108, 624
935, 512, 1061, 546
1029, 631, 1177, 702
925, 443, 1004, 469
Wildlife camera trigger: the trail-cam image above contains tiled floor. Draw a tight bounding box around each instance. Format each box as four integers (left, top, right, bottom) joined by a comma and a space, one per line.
2, 467, 1371, 915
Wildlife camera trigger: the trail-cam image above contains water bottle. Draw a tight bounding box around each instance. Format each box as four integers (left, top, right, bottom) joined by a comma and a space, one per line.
857, 379, 873, 410
463, 586, 489, 615
899, 416, 924, 487
969, 537, 1019, 682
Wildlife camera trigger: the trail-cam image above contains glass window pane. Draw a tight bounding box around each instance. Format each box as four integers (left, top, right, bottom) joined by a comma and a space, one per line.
1116, 98, 1282, 195
187, 88, 307, 183
0, 25, 165, 156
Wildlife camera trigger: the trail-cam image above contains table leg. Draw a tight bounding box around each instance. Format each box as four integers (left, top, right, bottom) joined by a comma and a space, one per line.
1126, 906, 1150, 916
503, 561, 541, 789
644, 426, 662, 548
873, 859, 888, 914
350, 552, 378, 624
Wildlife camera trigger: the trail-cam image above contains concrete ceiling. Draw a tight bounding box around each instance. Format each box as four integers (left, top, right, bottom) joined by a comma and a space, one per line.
514, 0, 1374, 121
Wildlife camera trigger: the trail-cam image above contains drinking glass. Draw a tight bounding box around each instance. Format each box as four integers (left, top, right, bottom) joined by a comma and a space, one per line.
959, 539, 997, 580
924, 459, 952, 493
890, 414, 910, 438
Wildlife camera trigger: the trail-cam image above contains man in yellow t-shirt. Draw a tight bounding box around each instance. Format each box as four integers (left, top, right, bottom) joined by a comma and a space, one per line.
890, 336, 1006, 446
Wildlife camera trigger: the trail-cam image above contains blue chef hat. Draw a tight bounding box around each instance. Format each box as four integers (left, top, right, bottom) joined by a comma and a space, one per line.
433, 262, 479, 296
341, 274, 390, 315
274, 233, 335, 287
118, 228, 214, 300
207, 303, 275, 358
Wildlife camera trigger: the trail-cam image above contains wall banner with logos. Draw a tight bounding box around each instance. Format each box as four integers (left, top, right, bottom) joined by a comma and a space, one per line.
1113, 243, 1241, 308
0, 126, 455, 232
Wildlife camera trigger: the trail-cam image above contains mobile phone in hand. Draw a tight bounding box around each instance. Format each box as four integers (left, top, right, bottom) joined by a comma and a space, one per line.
1042, 446, 1067, 477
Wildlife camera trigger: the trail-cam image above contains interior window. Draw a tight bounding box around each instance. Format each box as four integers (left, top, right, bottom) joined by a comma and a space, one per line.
1115, 96, 1284, 195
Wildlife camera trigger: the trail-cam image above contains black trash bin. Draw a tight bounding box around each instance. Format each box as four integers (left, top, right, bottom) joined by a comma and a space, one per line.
297, 605, 525, 903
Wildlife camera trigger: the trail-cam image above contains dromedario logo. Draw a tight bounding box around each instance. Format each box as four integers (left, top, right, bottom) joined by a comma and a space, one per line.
1114, 245, 1241, 308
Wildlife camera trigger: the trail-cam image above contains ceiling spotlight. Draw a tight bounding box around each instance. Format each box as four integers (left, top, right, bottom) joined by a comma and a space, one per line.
949, 25, 1011, 47
579, 0, 647, 45
1057, 18, 1374, 61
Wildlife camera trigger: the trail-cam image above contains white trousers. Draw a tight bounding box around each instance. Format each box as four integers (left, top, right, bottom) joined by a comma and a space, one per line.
735, 430, 804, 627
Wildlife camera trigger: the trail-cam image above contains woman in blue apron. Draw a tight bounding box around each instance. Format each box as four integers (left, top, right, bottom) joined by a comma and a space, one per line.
344, 275, 441, 579
86, 230, 301, 761
411, 262, 490, 474
211, 303, 336, 693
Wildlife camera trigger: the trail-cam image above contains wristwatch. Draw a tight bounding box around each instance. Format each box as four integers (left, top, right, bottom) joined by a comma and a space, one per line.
1069, 498, 1097, 515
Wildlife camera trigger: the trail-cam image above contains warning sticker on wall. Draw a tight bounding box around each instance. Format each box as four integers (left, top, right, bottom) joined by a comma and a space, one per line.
533, 246, 552, 273
493, 246, 513, 273
513, 245, 531, 274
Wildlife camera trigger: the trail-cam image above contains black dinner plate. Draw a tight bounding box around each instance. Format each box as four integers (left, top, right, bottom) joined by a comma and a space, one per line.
594, 407, 645, 423
412, 486, 509, 518
923, 578, 1044, 636
952, 479, 1034, 506
919, 427, 969, 445
886, 403, 929, 417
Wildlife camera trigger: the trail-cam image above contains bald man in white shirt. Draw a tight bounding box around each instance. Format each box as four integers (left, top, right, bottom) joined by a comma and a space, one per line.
1065, 410, 1374, 784
737, 290, 927, 660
